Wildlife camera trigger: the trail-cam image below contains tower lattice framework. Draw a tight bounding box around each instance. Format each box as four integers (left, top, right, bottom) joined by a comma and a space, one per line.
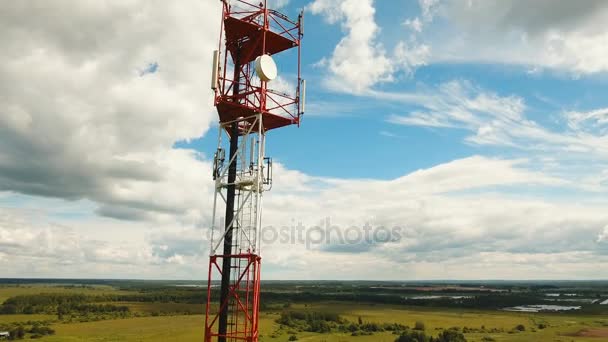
205, 1, 303, 341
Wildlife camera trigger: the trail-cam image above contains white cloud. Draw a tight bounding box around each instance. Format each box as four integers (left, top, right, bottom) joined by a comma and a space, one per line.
403, 17, 423, 33
427, 0, 608, 74
394, 41, 430, 76
308, 0, 429, 92
0, 1, 220, 222
419, 0, 441, 21
0, 205, 210, 278
599, 225, 608, 243
3, 152, 608, 279
565, 107, 608, 132
386, 81, 608, 165
308, 0, 392, 92
267, 0, 291, 9
255, 155, 608, 279
403, 0, 440, 32
308, 1, 608, 90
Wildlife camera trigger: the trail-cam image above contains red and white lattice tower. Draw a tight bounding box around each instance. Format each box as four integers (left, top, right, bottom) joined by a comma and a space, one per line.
205, 1, 303, 341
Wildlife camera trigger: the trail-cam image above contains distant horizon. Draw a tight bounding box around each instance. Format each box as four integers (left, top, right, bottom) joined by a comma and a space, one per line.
2, 278, 608, 283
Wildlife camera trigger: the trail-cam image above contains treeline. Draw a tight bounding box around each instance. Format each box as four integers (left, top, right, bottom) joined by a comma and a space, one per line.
0, 291, 584, 314
0, 322, 55, 340
57, 303, 129, 318
261, 291, 542, 310
0, 289, 205, 314
2, 286, 605, 319
107, 292, 203, 304
274, 312, 468, 341
275, 311, 410, 335
395, 328, 466, 342
2, 294, 88, 314
0, 294, 129, 317
276, 311, 344, 333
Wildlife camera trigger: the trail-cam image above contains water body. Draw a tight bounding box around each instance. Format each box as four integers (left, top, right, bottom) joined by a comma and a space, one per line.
174, 284, 206, 288
544, 298, 599, 303
408, 295, 473, 300
503, 305, 581, 312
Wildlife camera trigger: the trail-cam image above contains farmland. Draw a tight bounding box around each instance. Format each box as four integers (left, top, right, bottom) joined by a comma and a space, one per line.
1, 279, 607, 341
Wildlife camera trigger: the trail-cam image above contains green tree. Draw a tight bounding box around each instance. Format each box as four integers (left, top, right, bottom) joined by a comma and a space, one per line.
395, 330, 429, 342
436, 329, 467, 342
10, 325, 26, 340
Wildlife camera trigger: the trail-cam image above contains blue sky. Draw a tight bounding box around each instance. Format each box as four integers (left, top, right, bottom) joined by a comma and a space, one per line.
1, 0, 608, 280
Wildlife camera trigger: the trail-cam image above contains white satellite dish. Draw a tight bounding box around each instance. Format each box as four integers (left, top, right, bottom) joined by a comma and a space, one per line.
255, 55, 277, 82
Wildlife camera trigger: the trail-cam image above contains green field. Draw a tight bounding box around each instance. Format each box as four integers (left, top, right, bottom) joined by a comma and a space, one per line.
268, 302, 608, 342
0, 314, 56, 324
1, 284, 607, 341
25, 307, 608, 342
44, 315, 204, 342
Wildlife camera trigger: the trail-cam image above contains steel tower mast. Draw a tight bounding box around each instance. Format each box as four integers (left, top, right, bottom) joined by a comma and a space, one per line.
205, 1, 304, 341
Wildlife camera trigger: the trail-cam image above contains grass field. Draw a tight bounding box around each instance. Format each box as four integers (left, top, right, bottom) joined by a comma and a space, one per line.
28, 308, 608, 342
1, 285, 608, 341
260, 302, 608, 342
0, 314, 56, 324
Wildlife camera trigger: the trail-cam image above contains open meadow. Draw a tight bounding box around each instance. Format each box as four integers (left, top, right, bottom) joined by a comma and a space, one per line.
1, 280, 607, 341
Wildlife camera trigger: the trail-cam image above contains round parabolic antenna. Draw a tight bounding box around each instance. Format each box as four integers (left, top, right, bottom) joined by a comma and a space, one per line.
255, 55, 277, 82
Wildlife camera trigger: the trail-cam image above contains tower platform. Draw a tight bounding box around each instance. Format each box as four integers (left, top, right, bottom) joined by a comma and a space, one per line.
214, 3, 302, 134
224, 14, 298, 65
216, 100, 296, 133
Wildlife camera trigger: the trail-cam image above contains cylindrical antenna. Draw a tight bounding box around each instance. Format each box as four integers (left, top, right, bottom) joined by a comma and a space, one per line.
211, 50, 219, 90
249, 137, 254, 168
301, 79, 306, 114
299, 11, 304, 36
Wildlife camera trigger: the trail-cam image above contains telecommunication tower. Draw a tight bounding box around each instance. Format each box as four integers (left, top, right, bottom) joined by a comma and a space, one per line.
205, 1, 304, 341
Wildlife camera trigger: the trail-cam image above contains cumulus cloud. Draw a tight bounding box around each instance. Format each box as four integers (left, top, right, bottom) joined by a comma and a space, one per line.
148, 228, 207, 260
429, 0, 608, 74
0, 207, 145, 273
255, 155, 608, 279
3, 153, 608, 279
308, 0, 429, 92
0, 1, 220, 222
306, 0, 608, 89
308, 0, 392, 92
0, 205, 211, 278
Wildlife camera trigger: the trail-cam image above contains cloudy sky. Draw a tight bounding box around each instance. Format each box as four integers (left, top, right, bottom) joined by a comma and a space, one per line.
1, 0, 608, 280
